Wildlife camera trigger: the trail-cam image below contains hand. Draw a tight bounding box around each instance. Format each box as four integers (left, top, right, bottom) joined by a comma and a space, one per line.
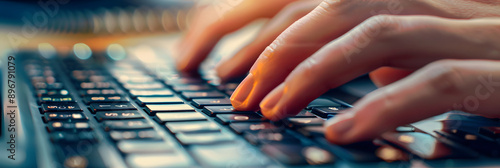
177, 0, 321, 78
216, 0, 322, 82
228, 0, 500, 144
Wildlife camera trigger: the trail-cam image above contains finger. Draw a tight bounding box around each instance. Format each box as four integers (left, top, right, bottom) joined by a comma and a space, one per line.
230, 0, 476, 110
177, 0, 294, 72
215, 0, 322, 82
325, 60, 500, 145
258, 15, 500, 120
369, 67, 413, 87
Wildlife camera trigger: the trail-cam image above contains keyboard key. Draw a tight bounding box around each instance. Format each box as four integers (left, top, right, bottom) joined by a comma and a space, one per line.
50, 132, 96, 143
116, 76, 155, 83
36, 89, 71, 97
41, 103, 82, 113
306, 98, 343, 109
156, 112, 207, 123
311, 106, 348, 118
165, 78, 204, 85
74, 75, 108, 82
79, 82, 112, 89
126, 153, 193, 168
383, 132, 475, 159
395, 126, 416, 132
109, 130, 161, 141
191, 99, 231, 108
296, 126, 325, 137
215, 113, 264, 125
39, 96, 74, 104
216, 83, 239, 91
47, 121, 91, 132
34, 82, 64, 90
202, 106, 252, 116
286, 118, 325, 127
44, 113, 88, 122
83, 96, 128, 104
103, 120, 152, 131
479, 126, 500, 139
129, 89, 173, 97
436, 129, 500, 157
117, 140, 175, 154
90, 103, 136, 113
146, 104, 194, 115
95, 111, 143, 121
244, 131, 301, 145
190, 142, 270, 167
314, 138, 383, 162
111, 69, 145, 76
176, 132, 235, 145
229, 123, 282, 134
181, 91, 225, 100
172, 84, 211, 92
166, 121, 220, 133
71, 70, 103, 79
294, 110, 318, 118
261, 144, 335, 165
80, 89, 120, 96
123, 83, 165, 90
136, 97, 183, 106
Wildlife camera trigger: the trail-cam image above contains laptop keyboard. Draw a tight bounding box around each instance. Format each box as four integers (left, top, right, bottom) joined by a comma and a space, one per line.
21, 55, 500, 167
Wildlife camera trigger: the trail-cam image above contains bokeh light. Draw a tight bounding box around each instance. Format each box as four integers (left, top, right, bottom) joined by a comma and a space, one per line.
73, 43, 92, 60
107, 44, 127, 61
38, 43, 57, 59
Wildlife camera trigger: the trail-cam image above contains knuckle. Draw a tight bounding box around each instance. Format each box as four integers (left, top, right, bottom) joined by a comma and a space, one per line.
360, 15, 402, 41
377, 87, 399, 116
318, 0, 352, 12
252, 39, 281, 72
294, 58, 318, 79
424, 60, 466, 96
281, 0, 317, 19
286, 57, 330, 90
282, 0, 304, 12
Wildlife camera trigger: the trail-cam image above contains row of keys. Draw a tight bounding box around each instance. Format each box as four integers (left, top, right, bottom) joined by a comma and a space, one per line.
109, 64, 197, 167
121, 62, 364, 166
136, 66, 278, 167
151, 63, 364, 166
25, 60, 99, 148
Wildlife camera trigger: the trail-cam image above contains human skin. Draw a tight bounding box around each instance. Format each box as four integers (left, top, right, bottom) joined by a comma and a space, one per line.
178, 0, 500, 144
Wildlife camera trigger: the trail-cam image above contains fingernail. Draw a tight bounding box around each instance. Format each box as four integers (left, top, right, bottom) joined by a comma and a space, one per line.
230, 74, 255, 107
260, 87, 284, 120
325, 114, 354, 135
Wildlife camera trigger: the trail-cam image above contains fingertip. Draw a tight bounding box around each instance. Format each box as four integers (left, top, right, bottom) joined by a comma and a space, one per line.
324, 113, 355, 145
216, 46, 261, 82
230, 92, 245, 110
230, 93, 257, 112
231, 101, 259, 112
259, 103, 282, 122
369, 67, 414, 87
176, 59, 198, 73
259, 84, 284, 110
176, 51, 204, 73
175, 49, 195, 72
230, 98, 245, 110
215, 60, 232, 82
260, 108, 281, 121
175, 58, 187, 71
259, 84, 286, 121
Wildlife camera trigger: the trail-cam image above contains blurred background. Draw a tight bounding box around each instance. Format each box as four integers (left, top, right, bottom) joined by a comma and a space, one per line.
0, 0, 195, 56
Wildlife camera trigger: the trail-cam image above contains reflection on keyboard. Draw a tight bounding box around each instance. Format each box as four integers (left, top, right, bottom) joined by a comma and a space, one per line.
22, 54, 500, 167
